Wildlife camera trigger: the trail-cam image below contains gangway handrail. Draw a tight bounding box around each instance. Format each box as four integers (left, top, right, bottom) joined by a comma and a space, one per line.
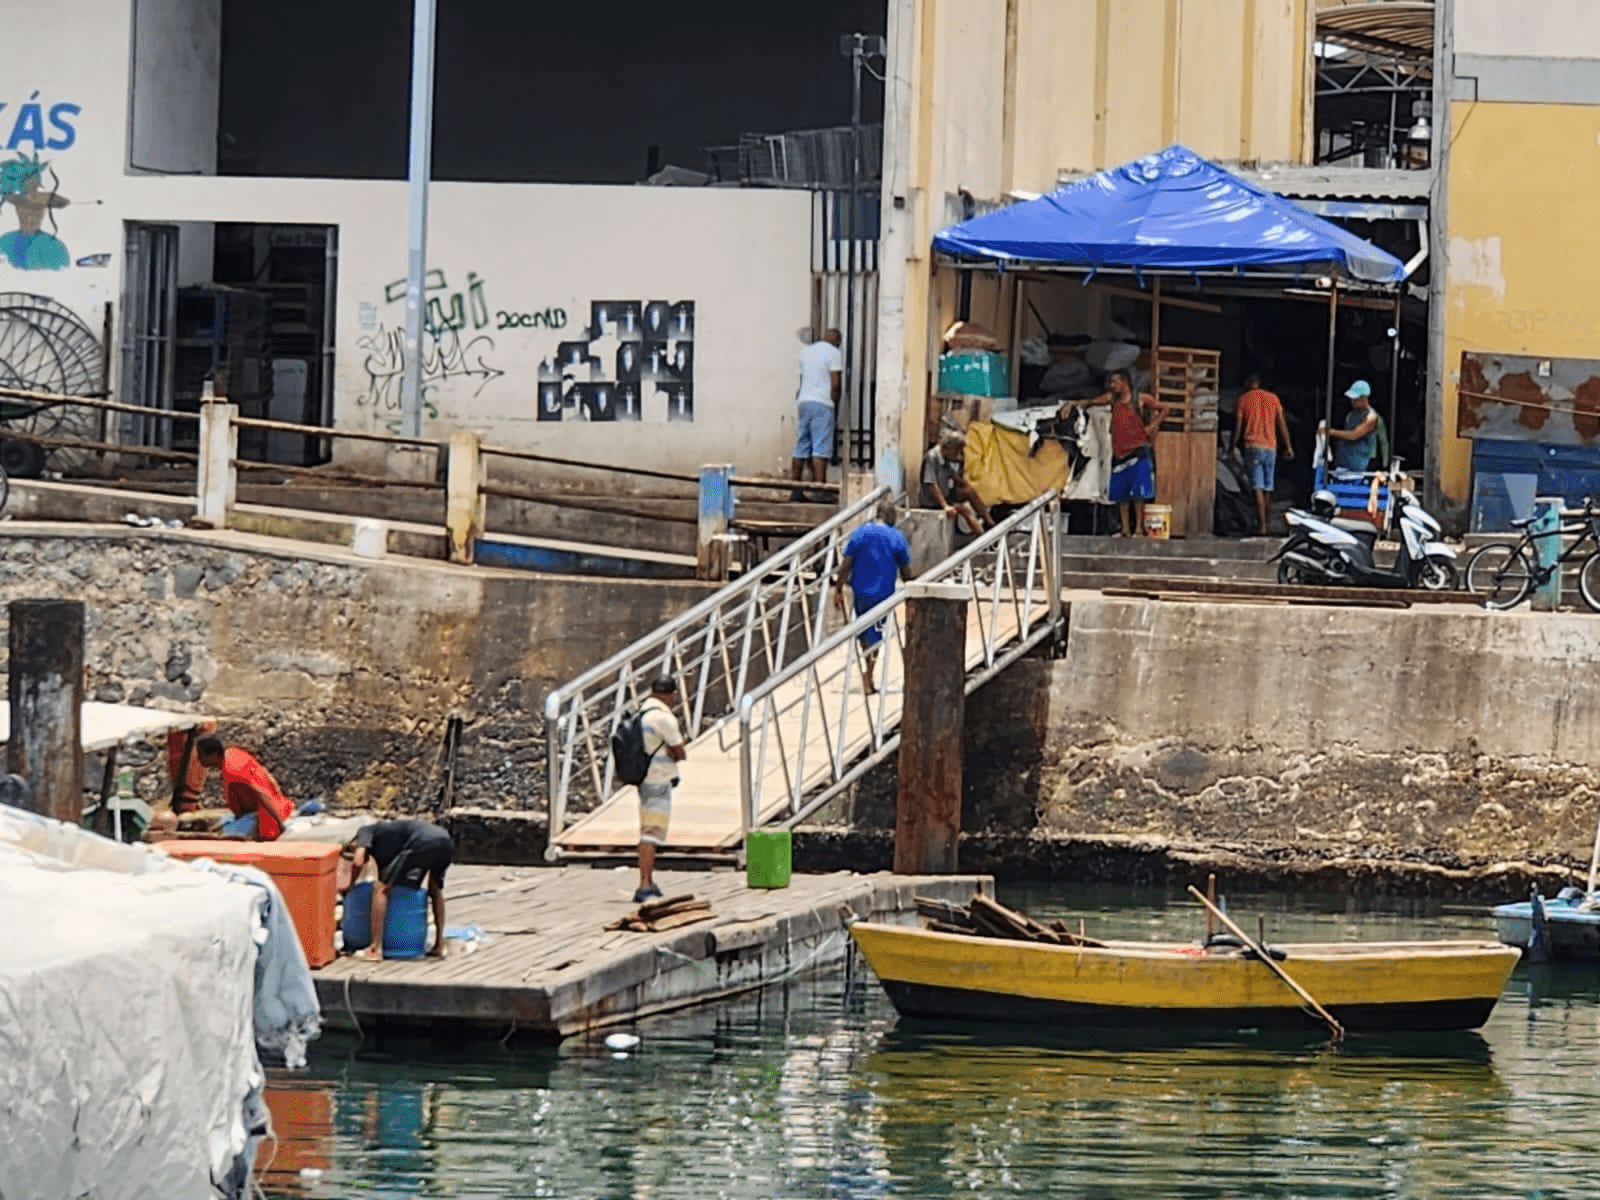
543, 484, 891, 857
735, 490, 1062, 837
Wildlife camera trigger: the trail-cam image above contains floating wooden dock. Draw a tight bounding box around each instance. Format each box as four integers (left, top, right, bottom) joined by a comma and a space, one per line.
312, 865, 992, 1038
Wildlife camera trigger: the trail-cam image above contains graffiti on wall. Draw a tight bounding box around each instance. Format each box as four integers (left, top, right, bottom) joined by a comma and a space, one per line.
0, 156, 69, 272
0, 97, 81, 273
357, 269, 503, 432
536, 300, 694, 423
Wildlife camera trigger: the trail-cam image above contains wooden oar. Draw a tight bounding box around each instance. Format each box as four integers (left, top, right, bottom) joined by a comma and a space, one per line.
1187, 885, 1345, 1042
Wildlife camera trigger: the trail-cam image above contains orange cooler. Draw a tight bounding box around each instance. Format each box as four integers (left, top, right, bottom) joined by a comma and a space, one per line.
159, 840, 342, 967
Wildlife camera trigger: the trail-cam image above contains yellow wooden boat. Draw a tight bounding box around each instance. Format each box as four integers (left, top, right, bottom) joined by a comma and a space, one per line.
849, 922, 1522, 1033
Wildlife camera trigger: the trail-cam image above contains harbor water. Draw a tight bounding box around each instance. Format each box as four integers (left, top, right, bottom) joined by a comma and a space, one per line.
260, 884, 1600, 1198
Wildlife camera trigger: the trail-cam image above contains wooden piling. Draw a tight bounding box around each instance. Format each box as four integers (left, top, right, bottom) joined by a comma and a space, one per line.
894, 581, 969, 874
7, 599, 85, 824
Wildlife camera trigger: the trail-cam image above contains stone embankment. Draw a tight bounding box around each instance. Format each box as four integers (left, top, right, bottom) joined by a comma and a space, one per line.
7, 524, 1595, 899
0, 524, 710, 815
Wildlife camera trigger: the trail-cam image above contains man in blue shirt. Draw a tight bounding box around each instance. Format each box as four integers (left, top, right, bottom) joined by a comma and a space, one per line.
1327, 380, 1380, 472
833, 498, 913, 694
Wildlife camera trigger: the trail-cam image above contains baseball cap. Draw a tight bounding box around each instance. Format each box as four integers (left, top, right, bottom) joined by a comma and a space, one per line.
1345, 380, 1372, 399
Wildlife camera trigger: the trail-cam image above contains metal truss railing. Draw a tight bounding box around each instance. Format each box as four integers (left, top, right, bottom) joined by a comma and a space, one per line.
736, 491, 1063, 836
543, 486, 890, 855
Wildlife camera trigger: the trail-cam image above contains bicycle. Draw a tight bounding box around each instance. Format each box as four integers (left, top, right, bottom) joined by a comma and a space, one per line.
1463, 497, 1600, 611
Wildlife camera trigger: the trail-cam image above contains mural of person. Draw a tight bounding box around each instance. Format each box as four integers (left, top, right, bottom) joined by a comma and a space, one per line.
0, 156, 69, 271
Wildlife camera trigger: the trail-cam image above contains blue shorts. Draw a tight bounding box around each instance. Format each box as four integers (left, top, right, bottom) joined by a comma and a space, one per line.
853, 589, 892, 649
222, 812, 258, 837
794, 400, 834, 460
1243, 446, 1277, 492
1108, 448, 1155, 504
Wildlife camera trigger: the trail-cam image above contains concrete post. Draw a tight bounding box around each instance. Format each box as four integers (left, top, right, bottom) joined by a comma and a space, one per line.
196, 385, 238, 530
894, 580, 968, 874
1532, 497, 1563, 611
445, 430, 486, 565
7, 599, 84, 825
697, 464, 737, 581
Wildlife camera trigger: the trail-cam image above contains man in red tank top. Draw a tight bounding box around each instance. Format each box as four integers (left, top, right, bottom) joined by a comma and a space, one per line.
196, 736, 296, 841
1102, 369, 1166, 536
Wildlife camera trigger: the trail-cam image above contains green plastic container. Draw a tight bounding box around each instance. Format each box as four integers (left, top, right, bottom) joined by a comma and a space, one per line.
745, 828, 792, 889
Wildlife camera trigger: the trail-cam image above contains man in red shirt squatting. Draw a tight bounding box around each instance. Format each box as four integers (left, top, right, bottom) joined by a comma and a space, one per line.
196, 735, 296, 841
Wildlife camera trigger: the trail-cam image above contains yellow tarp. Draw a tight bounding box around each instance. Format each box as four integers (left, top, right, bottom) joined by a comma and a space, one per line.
963, 419, 1072, 507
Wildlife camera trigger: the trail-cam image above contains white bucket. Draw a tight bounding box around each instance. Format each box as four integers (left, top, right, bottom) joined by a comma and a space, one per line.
351, 518, 388, 559
1143, 504, 1173, 540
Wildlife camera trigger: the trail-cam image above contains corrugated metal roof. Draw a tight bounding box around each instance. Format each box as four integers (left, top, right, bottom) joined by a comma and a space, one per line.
1055, 164, 1433, 203
1317, 1, 1434, 61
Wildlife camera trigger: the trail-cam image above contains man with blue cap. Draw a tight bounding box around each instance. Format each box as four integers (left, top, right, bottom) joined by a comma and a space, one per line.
1327, 380, 1380, 472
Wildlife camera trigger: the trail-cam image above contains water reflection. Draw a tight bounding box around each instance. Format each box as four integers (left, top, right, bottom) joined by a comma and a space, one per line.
257, 890, 1600, 1199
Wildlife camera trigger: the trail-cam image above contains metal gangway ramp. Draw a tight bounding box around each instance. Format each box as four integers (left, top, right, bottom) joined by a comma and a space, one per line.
544, 490, 1062, 859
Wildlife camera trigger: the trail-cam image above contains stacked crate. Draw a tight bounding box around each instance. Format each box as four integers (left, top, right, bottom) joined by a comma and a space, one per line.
1151, 346, 1221, 537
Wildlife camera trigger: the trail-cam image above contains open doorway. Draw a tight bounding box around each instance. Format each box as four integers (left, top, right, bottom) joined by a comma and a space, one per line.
210, 223, 337, 466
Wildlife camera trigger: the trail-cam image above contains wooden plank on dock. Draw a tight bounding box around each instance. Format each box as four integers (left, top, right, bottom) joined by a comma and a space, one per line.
312, 864, 993, 1038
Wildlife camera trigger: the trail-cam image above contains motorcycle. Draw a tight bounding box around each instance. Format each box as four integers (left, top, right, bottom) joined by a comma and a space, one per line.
1271, 472, 1458, 591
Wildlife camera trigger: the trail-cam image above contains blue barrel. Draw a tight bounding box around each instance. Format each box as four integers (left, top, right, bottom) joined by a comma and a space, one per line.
342, 882, 429, 959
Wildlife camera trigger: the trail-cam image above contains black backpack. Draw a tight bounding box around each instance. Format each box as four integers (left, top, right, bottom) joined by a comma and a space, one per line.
611, 709, 654, 786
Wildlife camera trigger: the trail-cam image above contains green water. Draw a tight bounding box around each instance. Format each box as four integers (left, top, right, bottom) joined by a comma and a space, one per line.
261, 886, 1600, 1199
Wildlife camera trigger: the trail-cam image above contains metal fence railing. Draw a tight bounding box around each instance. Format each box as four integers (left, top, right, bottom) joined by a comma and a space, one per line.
735, 491, 1063, 835
542, 485, 890, 853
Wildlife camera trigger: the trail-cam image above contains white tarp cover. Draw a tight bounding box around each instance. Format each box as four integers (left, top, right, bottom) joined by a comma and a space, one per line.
0, 808, 265, 1200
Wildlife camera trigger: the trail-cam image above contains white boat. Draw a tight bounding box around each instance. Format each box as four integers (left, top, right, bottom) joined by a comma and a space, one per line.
1493, 888, 1600, 959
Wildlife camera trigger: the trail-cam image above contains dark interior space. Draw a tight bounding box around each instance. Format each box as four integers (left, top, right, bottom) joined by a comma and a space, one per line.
218, 0, 887, 183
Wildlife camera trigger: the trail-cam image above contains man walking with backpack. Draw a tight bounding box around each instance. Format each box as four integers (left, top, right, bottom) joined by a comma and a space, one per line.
613, 676, 687, 903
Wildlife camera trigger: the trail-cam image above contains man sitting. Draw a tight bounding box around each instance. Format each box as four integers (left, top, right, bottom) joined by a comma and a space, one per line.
920, 431, 993, 534
341, 818, 454, 960
196, 736, 295, 841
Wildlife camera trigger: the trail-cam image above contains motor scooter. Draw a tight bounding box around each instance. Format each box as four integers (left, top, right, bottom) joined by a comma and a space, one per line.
1271, 460, 1457, 590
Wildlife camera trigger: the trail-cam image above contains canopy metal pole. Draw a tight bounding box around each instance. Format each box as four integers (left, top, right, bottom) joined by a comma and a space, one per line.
1322, 280, 1340, 437
401, 0, 438, 441
1150, 275, 1162, 394
1387, 291, 1403, 465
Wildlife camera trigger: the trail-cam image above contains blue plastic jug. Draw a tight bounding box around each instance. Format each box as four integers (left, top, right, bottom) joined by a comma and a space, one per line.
342, 882, 429, 959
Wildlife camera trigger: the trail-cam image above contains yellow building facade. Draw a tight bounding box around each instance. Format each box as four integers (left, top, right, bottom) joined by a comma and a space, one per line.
1436, 0, 1600, 511
874, 0, 1316, 493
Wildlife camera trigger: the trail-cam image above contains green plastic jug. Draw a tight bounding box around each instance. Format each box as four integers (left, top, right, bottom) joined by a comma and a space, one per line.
745, 828, 792, 889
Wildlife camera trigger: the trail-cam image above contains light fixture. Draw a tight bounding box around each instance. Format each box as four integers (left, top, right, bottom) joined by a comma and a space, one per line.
1408, 115, 1431, 143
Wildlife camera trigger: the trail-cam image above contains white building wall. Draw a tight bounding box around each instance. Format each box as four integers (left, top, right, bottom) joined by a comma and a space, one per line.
0, 0, 818, 486
123, 176, 816, 480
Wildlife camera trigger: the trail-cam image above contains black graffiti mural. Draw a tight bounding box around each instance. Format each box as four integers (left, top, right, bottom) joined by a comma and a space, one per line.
537, 299, 694, 423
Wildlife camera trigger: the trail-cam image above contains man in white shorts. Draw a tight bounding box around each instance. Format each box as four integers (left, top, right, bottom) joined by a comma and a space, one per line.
635, 676, 687, 903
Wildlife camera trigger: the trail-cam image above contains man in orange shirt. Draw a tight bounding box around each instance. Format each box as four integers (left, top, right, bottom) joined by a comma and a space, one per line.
196, 735, 296, 841
1232, 373, 1294, 535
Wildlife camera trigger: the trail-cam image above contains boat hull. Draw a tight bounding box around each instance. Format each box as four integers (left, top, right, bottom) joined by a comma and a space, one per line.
880, 980, 1499, 1033
851, 923, 1520, 1034
1493, 897, 1600, 959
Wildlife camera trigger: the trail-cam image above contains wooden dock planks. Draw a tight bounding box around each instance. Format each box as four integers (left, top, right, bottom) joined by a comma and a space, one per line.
312, 864, 991, 1038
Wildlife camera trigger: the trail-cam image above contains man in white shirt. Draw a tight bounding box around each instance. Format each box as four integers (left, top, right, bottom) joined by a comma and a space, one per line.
789, 328, 843, 498
635, 676, 687, 903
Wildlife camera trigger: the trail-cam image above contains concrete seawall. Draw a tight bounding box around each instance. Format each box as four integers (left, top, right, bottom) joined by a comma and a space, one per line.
834, 594, 1600, 881
0, 524, 712, 811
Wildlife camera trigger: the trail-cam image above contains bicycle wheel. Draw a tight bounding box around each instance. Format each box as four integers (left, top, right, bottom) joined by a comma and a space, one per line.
1577, 550, 1600, 612
1465, 542, 1534, 610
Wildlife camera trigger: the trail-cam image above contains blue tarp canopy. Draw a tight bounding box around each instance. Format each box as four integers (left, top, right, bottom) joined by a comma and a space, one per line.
933, 145, 1406, 285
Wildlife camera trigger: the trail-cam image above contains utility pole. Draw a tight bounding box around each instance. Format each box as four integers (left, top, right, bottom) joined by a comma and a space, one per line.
401, 0, 438, 440
840, 33, 886, 507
